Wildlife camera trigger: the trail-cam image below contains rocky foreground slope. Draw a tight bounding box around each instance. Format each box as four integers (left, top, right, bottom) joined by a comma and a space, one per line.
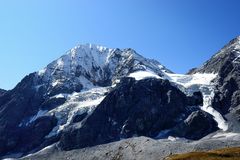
1, 37, 240, 159
21, 133, 240, 160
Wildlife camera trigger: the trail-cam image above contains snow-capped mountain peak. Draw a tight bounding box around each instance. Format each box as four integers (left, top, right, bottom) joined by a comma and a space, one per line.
35, 44, 171, 96
2, 38, 240, 159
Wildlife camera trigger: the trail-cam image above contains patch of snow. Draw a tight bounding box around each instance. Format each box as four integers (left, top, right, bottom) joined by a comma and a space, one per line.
158, 65, 164, 69
201, 88, 228, 131
34, 84, 44, 91
52, 80, 62, 87
53, 93, 69, 99
37, 68, 46, 76
2, 152, 23, 159
164, 73, 217, 88
233, 54, 240, 63
168, 136, 178, 142
155, 129, 171, 139
212, 132, 239, 139
28, 110, 47, 124
78, 75, 96, 90
22, 144, 55, 158
128, 70, 161, 80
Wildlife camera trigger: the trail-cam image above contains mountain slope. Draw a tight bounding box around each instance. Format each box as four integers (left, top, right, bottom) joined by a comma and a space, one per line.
58, 77, 210, 151
36, 44, 172, 96
0, 89, 6, 96
0, 44, 179, 157
1, 37, 240, 159
189, 36, 240, 132
189, 36, 240, 74
21, 134, 240, 160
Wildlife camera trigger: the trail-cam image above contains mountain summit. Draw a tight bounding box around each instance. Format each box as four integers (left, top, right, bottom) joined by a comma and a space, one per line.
35, 44, 171, 96
0, 44, 175, 157
1, 37, 240, 159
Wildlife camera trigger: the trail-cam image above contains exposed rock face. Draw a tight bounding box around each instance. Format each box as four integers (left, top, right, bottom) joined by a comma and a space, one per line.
0, 45, 173, 157
191, 37, 240, 74
59, 77, 212, 150
0, 89, 6, 96
171, 110, 218, 140
2, 36, 240, 159
0, 74, 48, 156
16, 116, 58, 153
189, 36, 240, 131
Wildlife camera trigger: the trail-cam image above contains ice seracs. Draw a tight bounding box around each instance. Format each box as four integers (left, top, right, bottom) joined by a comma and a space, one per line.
164, 73, 217, 89
201, 87, 228, 131
46, 87, 109, 138
163, 71, 229, 131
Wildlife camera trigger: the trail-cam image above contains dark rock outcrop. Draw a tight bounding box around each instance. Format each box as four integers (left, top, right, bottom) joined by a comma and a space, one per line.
0, 89, 6, 96
171, 110, 218, 140
0, 74, 45, 156
59, 77, 207, 150
0, 45, 173, 157
0, 74, 62, 157
187, 91, 203, 106
72, 112, 88, 123
0, 45, 174, 158
15, 115, 57, 154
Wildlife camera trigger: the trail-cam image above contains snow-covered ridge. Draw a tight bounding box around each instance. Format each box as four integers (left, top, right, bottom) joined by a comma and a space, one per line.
37, 44, 115, 83
34, 44, 171, 97
213, 36, 240, 59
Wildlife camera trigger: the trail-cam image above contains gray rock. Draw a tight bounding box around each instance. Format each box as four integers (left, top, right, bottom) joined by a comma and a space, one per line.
0, 89, 6, 96
171, 110, 218, 140
21, 133, 240, 160
58, 77, 206, 151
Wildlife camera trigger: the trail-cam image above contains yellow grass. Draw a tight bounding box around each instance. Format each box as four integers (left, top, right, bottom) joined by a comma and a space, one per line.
166, 147, 240, 160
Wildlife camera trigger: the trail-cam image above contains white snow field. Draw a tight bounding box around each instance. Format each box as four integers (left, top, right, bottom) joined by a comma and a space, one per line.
128, 70, 161, 80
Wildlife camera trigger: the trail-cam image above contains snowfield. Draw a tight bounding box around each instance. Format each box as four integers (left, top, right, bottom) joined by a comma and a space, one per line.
164, 73, 217, 88
128, 70, 161, 80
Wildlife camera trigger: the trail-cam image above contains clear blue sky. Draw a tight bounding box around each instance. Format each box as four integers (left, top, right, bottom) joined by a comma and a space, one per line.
1, 0, 240, 90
